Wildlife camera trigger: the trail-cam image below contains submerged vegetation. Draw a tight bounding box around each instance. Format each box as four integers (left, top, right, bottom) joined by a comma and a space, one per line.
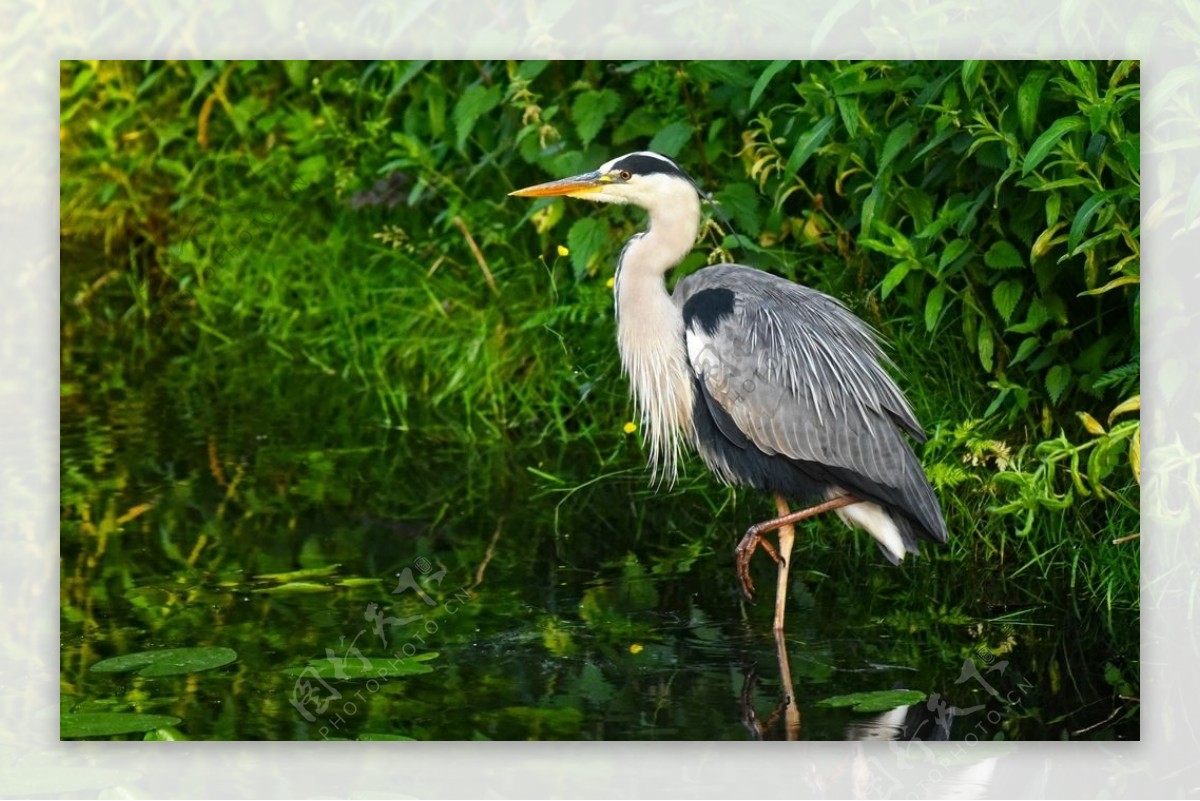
61, 60, 1138, 740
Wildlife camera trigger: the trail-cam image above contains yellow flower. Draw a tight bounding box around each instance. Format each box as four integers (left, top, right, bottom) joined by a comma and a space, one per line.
629, 643, 644, 655
623, 421, 637, 434
606, 277, 615, 289
556, 245, 569, 257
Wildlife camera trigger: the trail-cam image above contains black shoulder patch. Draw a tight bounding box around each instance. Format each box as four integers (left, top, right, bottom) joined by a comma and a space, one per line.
611, 152, 691, 181
682, 287, 736, 336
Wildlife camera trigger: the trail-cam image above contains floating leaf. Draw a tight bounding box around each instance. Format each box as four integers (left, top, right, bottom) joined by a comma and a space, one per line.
252, 581, 334, 595
91, 647, 238, 677
255, 564, 341, 582
61, 713, 182, 738
816, 689, 927, 713
282, 651, 438, 681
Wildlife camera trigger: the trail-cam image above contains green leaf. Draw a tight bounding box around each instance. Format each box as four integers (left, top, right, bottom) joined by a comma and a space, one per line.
880, 261, 913, 299
282, 651, 438, 681
978, 325, 994, 371
961, 60, 985, 99
572, 89, 621, 148
938, 239, 969, 274
878, 121, 915, 174
567, 217, 610, 281
749, 60, 791, 110
647, 121, 694, 157
712, 182, 761, 237
984, 240, 1025, 270
91, 647, 238, 677
1045, 364, 1071, 404
1009, 336, 1040, 367
1068, 190, 1119, 254
816, 689, 927, 713
924, 284, 947, 332
453, 84, 501, 150
1022, 116, 1086, 175
1017, 69, 1050, 140
786, 115, 835, 175
992, 280, 1024, 324
62, 713, 182, 739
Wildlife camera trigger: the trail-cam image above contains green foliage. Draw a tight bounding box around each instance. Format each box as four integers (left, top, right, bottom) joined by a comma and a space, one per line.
60, 60, 1138, 740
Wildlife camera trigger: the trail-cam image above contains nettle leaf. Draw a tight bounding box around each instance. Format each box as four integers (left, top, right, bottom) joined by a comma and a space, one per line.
572, 89, 621, 148
567, 217, 610, 281
984, 240, 1025, 270
713, 182, 761, 237
1023, 116, 1086, 175
1045, 364, 1071, 404
992, 280, 1024, 324
648, 121, 693, 158
453, 84, 501, 150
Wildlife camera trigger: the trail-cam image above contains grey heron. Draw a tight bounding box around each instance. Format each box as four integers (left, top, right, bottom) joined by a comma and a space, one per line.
511, 151, 947, 631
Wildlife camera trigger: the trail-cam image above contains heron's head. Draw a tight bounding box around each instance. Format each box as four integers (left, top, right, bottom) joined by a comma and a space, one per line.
509, 151, 702, 216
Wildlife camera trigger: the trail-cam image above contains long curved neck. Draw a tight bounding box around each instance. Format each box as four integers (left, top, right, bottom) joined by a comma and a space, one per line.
613, 186, 701, 485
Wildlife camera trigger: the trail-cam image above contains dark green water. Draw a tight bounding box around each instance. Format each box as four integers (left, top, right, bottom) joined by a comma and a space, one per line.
60, 397, 1137, 741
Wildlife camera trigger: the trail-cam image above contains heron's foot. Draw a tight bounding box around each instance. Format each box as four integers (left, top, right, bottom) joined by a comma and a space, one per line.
735, 524, 782, 600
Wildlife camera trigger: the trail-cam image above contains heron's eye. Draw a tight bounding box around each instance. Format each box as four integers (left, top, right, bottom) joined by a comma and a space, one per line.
619, 170, 632, 181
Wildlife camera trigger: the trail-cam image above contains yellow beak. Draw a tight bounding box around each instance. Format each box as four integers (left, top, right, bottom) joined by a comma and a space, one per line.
509, 170, 606, 198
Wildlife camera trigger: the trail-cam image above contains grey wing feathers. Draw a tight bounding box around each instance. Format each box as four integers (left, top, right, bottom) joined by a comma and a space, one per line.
676, 264, 944, 541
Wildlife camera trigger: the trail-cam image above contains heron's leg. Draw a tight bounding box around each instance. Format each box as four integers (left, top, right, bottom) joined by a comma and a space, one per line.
771, 495, 796, 632
735, 494, 858, 601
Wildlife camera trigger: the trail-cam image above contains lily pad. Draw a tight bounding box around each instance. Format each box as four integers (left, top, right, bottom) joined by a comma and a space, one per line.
356, 733, 417, 741
815, 689, 927, 713
251, 581, 334, 594
281, 651, 437, 680
90, 646, 238, 677
61, 712, 182, 738
254, 564, 342, 582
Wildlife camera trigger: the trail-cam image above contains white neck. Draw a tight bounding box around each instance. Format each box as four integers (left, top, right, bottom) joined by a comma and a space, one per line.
614, 183, 701, 485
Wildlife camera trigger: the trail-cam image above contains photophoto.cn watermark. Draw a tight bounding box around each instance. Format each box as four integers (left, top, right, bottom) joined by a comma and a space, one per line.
286, 555, 473, 739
